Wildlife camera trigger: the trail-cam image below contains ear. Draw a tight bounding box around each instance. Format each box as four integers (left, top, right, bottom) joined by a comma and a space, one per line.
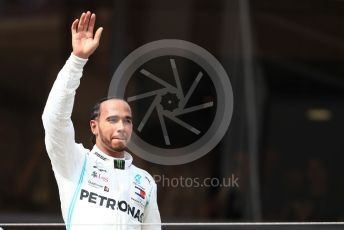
90, 120, 98, 135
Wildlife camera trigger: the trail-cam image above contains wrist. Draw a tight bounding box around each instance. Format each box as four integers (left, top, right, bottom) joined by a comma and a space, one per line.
69, 53, 88, 69
72, 51, 89, 59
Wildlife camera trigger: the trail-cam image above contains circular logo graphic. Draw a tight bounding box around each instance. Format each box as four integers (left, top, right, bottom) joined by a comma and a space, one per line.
108, 39, 233, 165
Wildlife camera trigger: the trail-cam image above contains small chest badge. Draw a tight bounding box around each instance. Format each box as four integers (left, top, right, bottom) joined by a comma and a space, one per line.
134, 174, 142, 184
134, 186, 146, 199
114, 159, 125, 169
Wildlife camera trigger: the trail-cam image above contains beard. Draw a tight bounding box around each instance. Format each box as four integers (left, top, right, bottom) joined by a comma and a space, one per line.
98, 129, 126, 153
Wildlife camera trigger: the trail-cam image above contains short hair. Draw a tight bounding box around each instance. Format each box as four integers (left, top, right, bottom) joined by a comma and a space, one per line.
90, 96, 126, 145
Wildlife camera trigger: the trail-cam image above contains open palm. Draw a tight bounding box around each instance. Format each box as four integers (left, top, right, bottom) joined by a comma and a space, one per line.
71, 11, 103, 59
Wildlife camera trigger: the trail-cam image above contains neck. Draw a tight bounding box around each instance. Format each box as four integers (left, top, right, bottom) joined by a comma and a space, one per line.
96, 143, 125, 158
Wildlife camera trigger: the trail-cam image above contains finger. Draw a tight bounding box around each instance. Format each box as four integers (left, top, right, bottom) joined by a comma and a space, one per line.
78, 12, 85, 31
71, 19, 78, 34
84, 11, 92, 31
88, 13, 96, 34
93, 27, 103, 44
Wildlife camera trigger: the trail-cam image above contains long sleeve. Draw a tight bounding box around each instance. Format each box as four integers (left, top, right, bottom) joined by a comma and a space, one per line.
142, 182, 161, 230
42, 53, 89, 181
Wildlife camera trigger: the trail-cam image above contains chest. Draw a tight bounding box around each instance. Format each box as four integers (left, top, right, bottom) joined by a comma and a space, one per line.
74, 157, 151, 222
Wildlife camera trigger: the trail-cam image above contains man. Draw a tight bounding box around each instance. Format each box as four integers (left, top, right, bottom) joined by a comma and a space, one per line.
42, 11, 161, 230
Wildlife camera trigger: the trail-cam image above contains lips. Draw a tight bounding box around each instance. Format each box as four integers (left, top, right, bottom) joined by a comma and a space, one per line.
112, 136, 126, 141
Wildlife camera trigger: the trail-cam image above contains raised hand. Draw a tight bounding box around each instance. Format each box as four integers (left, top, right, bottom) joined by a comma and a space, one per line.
71, 11, 103, 59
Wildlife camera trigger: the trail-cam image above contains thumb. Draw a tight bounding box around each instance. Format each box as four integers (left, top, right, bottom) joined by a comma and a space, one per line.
94, 27, 103, 44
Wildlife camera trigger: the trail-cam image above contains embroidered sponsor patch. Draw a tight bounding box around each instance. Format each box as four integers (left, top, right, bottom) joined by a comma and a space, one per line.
114, 159, 125, 169
79, 189, 144, 222
134, 186, 146, 199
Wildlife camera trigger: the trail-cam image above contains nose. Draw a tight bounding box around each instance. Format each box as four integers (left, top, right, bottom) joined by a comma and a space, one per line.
116, 120, 125, 131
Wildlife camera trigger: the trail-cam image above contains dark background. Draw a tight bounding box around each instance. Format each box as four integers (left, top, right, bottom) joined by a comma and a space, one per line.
0, 0, 344, 224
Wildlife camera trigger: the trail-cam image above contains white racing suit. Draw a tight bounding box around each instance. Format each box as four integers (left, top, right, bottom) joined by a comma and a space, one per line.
42, 54, 161, 230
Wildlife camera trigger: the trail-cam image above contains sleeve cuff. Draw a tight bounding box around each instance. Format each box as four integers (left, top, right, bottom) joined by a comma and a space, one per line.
68, 53, 88, 70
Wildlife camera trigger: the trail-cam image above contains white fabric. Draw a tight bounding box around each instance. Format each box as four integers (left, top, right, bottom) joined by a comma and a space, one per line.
42, 54, 161, 230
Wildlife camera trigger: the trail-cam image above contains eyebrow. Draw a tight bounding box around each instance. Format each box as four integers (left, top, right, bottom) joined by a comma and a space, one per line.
106, 115, 132, 120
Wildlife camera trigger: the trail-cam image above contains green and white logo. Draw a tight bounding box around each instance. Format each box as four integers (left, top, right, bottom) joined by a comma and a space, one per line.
114, 159, 125, 169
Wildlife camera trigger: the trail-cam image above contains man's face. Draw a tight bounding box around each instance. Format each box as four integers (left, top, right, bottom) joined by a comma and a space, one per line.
91, 99, 133, 155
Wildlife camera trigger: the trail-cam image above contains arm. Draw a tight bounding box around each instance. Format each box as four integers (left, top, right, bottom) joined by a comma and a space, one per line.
42, 11, 103, 180
143, 182, 161, 230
